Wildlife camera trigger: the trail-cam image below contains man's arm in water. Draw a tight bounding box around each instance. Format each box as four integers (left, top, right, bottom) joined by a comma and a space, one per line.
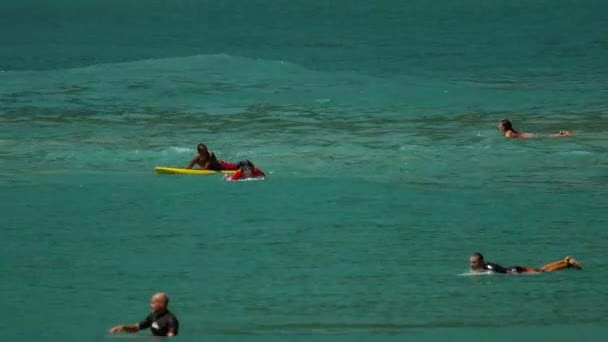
548, 130, 574, 137
109, 324, 141, 334
109, 315, 152, 334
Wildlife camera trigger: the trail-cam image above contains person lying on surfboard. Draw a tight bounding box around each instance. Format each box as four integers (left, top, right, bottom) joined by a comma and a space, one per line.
186, 143, 239, 171
224, 160, 265, 181
469, 252, 583, 274
498, 119, 574, 138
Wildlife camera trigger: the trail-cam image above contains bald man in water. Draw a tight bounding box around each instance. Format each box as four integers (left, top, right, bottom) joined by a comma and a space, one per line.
109, 292, 179, 337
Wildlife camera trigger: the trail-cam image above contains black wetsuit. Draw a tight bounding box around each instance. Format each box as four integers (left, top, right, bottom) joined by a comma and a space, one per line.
484, 263, 531, 274
206, 152, 223, 171
138, 310, 179, 336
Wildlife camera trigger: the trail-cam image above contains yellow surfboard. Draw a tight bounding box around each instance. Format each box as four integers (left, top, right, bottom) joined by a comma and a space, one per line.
154, 166, 237, 175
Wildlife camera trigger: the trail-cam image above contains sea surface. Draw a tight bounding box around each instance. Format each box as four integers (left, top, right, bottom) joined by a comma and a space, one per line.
1, 1, 607, 341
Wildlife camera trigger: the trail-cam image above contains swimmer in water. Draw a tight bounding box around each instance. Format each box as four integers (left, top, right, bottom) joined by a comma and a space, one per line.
224, 160, 266, 181
498, 119, 574, 139
469, 252, 583, 274
186, 143, 239, 171
109, 292, 179, 337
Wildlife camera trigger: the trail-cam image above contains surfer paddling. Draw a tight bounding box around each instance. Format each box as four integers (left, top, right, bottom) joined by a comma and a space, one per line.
498, 119, 574, 139
186, 143, 239, 170
224, 160, 266, 181
469, 252, 583, 274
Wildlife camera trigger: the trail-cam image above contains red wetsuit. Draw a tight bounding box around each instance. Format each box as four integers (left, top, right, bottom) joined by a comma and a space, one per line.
218, 160, 239, 170
201, 152, 239, 171
228, 167, 265, 181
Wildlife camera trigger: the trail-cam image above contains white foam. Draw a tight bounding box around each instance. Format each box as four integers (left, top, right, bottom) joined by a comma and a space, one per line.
224, 177, 265, 182
170, 147, 191, 153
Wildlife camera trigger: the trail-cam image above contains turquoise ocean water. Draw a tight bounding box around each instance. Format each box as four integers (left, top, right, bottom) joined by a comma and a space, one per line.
2, 0, 608, 341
